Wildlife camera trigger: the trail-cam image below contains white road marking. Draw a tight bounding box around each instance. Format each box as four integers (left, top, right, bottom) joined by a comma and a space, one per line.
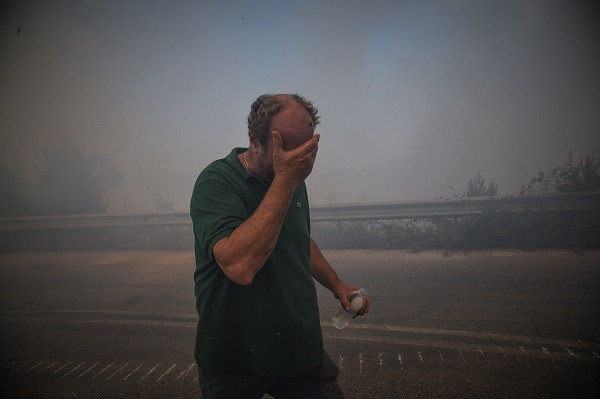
338, 355, 343, 371
542, 347, 551, 356
122, 364, 142, 381
5, 309, 599, 352
92, 363, 113, 378
378, 353, 383, 371
25, 360, 46, 373
478, 349, 489, 363
157, 363, 176, 381
63, 361, 86, 377
592, 351, 600, 359
175, 363, 195, 381
140, 364, 160, 381
37, 361, 57, 374
418, 351, 424, 363
52, 361, 73, 374
106, 362, 128, 380
325, 321, 598, 349
439, 351, 445, 363
8, 309, 600, 361
397, 353, 402, 365
77, 362, 100, 378
2, 361, 17, 371
323, 332, 593, 363
358, 353, 363, 374
498, 346, 510, 361
11, 361, 31, 374
458, 349, 467, 363
519, 346, 530, 358
565, 348, 577, 358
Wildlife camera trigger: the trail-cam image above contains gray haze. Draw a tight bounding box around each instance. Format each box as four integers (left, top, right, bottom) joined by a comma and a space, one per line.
2, 0, 599, 212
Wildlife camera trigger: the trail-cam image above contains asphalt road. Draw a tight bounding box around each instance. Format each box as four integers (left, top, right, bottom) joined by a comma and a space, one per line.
0, 249, 599, 398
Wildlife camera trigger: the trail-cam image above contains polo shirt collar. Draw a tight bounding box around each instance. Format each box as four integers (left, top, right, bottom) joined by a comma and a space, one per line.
227, 147, 254, 181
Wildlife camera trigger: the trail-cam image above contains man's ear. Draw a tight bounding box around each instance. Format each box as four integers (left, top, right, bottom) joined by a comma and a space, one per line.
248, 132, 260, 152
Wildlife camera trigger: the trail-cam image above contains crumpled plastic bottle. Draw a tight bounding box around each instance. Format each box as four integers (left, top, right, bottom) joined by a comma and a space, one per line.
331, 288, 367, 329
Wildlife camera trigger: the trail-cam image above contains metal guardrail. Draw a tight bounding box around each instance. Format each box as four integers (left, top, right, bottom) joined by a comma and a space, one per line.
0, 212, 192, 231
0, 191, 598, 231
310, 191, 600, 222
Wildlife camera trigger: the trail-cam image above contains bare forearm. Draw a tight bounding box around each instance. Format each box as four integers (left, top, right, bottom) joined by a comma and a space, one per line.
214, 131, 319, 285
310, 239, 371, 315
309, 239, 344, 294
213, 176, 295, 285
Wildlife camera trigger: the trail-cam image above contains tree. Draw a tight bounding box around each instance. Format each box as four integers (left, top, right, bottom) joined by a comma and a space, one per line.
34, 137, 122, 215
152, 190, 175, 212
465, 170, 498, 197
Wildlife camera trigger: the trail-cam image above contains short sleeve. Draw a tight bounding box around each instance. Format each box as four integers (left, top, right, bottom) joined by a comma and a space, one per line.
190, 175, 249, 262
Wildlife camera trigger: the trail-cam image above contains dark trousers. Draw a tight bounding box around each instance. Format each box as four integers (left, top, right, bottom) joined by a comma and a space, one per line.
198, 352, 344, 399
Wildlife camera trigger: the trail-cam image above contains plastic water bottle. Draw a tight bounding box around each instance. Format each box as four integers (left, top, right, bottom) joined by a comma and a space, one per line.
332, 288, 368, 329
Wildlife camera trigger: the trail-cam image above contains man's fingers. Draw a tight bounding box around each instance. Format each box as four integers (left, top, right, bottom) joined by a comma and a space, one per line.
342, 300, 350, 312
297, 135, 319, 161
272, 131, 283, 150
295, 134, 320, 152
305, 134, 320, 152
274, 132, 320, 155
354, 297, 370, 317
361, 297, 371, 316
340, 294, 351, 311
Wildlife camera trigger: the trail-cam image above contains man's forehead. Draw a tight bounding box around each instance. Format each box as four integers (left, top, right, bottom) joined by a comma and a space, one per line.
269, 104, 314, 149
272, 104, 313, 127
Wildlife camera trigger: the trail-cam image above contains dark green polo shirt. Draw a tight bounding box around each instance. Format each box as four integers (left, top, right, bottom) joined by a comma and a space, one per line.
190, 148, 323, 378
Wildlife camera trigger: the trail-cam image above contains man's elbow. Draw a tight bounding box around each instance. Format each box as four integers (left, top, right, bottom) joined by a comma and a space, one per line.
219, 261, 256, 286
215, 254, 256, 285
213, 242, 258, 285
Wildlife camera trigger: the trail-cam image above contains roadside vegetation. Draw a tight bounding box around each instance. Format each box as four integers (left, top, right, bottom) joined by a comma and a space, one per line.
0, 137, 122, 216
312, 152, 600, 253
311, 208, 599, 254
1, 150, 598, 253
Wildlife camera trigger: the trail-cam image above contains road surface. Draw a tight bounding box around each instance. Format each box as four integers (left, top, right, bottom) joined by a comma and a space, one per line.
1, 249, 599, 398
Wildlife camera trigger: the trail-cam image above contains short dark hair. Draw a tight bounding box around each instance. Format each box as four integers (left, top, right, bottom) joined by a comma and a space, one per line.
247, 93, 320, 145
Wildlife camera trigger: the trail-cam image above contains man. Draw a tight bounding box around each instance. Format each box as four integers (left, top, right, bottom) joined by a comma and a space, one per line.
190, 93, 370, 398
